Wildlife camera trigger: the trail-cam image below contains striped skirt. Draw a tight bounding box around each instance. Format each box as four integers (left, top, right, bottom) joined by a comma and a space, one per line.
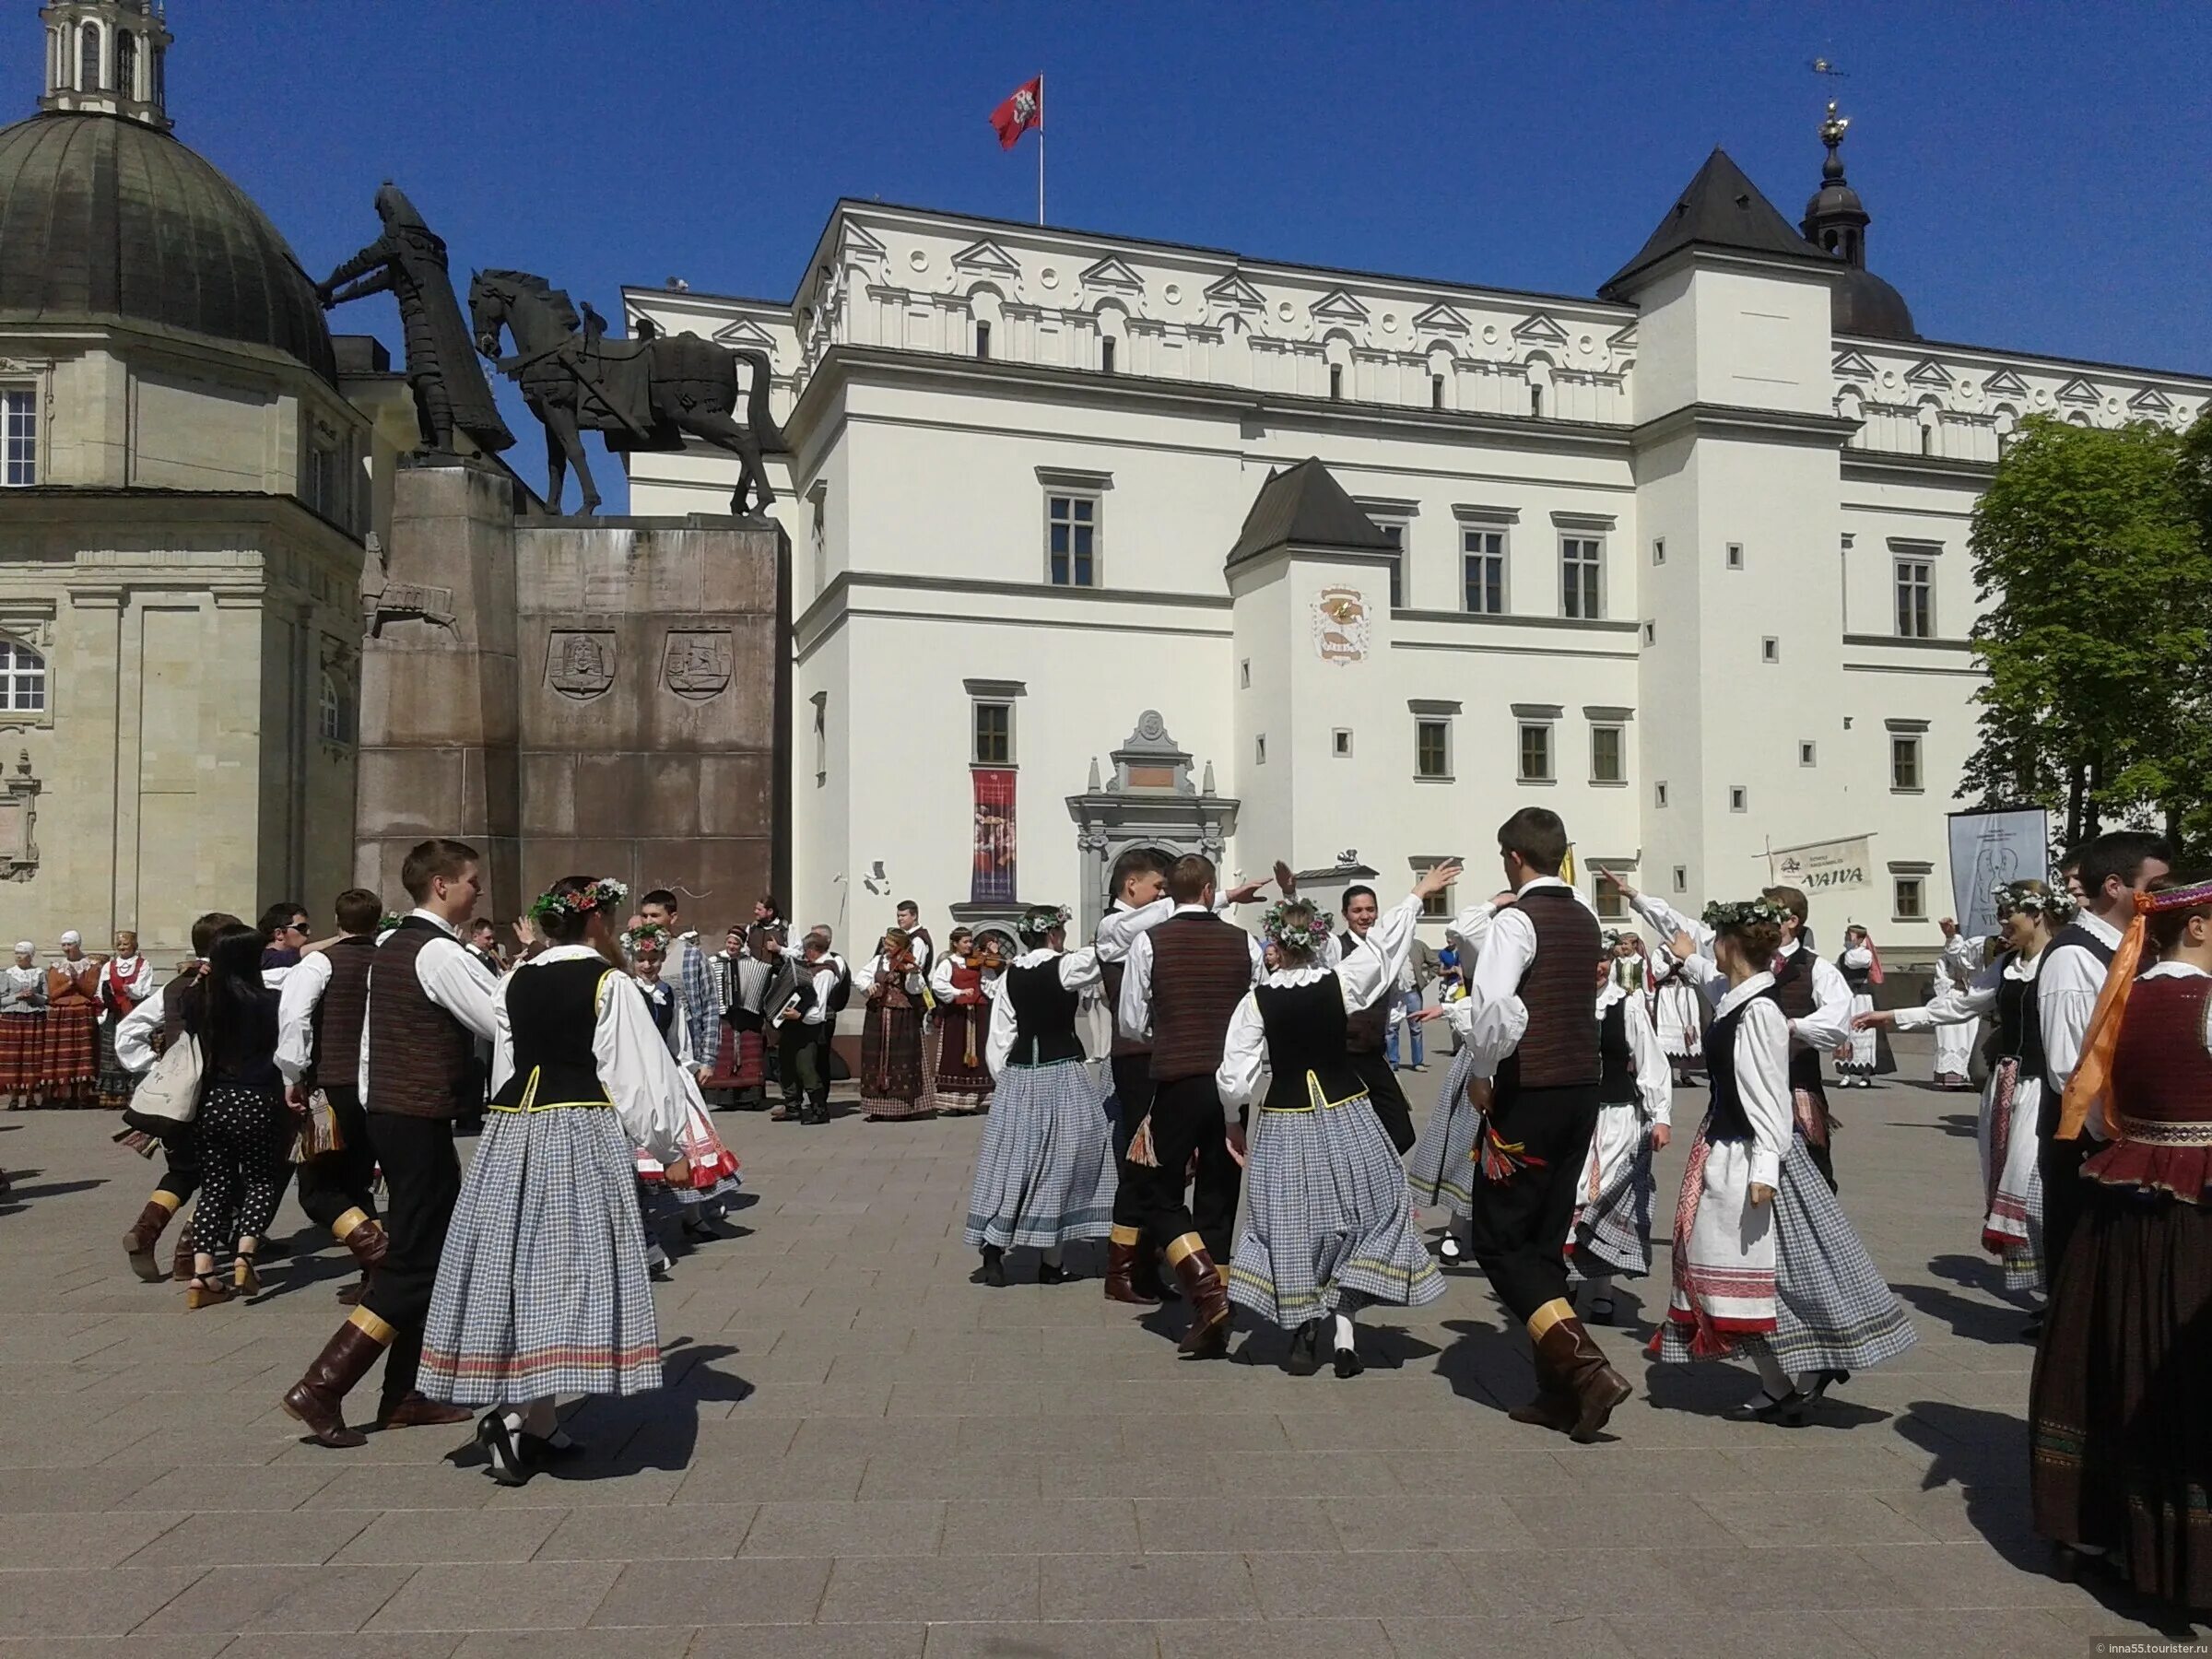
962, 1057, 1114, 1251
1230, 1079, 1445, 1329
1980, 1059, 2044, 1291
1653, 1129, 1916, 1375
40, 1002, 99, 1095
0, 1013, 42, 1093
419, 1104, 663, 1406
1406, 1044, 1482, 1217
861, 1000, 933, 1119
1570, 1101, 1656, 1278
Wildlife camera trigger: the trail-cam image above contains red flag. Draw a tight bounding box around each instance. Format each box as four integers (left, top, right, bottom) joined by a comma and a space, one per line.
989, 76, 1042, 150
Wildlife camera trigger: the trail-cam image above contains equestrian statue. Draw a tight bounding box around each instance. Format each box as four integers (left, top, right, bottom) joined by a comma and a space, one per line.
470, 269, 787, 518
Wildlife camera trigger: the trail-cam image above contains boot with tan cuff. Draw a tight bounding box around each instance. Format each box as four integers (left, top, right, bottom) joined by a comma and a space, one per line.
1524, 1297, 1631, 1442
1102, 1226, 1160, 1305
281, 1307, 393, 1449
123, 1192, 181, 1283
1167, 1233, 1233, 1359
333, 1207, 389, 1268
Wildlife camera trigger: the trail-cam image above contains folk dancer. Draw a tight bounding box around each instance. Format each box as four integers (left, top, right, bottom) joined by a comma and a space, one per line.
930, 926, 1002, 1115
640, 889, 718, 1089
1094, 849, 1176, 1305
2030, 875, 2212, 1607
1649, 900, 1916, 1423
1931, 917, 1984, 1089
1856, 880, 2068, 1304
41, 931, 102, 1105
1116, 853, 1264, 1358
626, 922, 741, 1239
1408, 894, 1505, 1265
1453, 810, 1630, 1441
417, 877, 690, 1486
280, 839, 500, 1449
114, 914, 237, 1282
1613, 870, 1853, 1192
1338, 885, 1418, 1154
1571, 933, 1673, 1324
1, 941, 45, 1108
771, 935, 841, 1125
963, 904, 1116, 1284
1643, 943, 1707, 1086
859, 926, 934, 1120
712, 925, 776, 1111
274, 888, 393, 1303
1218, 866, 1459, 1377
2034, 830, 2171, 1291
97, 932, 155, 1112
1832, 926, 1892, 1088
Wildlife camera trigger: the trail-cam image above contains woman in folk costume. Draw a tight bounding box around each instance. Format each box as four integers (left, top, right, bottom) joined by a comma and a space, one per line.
1406, 894, 1505, 1264
1831, 925, 1894, 1088
1930, 919, 1985, 1090
931, 926, 1002, 1115
625, 923, 742, 1238
963, 905, 1115, 1287
695, 924, 749, 1108
1856, 880, 2069, 1301
41, 932, 103, 1106
1649, 898, 1915, 1423
712, 925, 776, 1111
417, 877, 689, 1487
2030, 876, 2212, 1606
859, 925, 933, 1121
1572, 932, 1673, 1324
1219, 864, 1459, 1378
1, 940, 46, 1107
97, 931, 156, 1112
1643, 942, 1707, 1086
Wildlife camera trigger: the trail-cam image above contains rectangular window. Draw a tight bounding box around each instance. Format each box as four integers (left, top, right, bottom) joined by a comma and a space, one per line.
1430, 373, 1444, 410
1517, 722, 1553, 782
1654, 781, 1668, 808
1673, 865, 1688, 894
1329, 363, 1344, 400
1255, 734, 1267, 765
1641, 620, 1656, 645
1726, 542, 1745, 570
810, 691, 828, 785
1729, 785, 1747, 812
975, 321, 992, 359
1413, 860, 1455, 920
972, 700, 1012, 767
2, 388, 35, 487
0, 639, 47, 712
1590, 724, 1624, 784
1332, 728, 1352, 759
1894, 876, 1927, 921
1896, 559, 1934, 638
1594, 873, 1629, 921
1047, 493, 1098, 587
1560, 536, 1602, 619
1652, 537, 1665, 566
1462, 529, 1504, 615
1415, 718, 1451, 781
1761, 637, 1780, 664
1239, 659, 1251, 689
1378, 523, 1406, 609
1800, 741, 1818, 767
1891, 733, 1923, 792
1100, 336, 1115, 375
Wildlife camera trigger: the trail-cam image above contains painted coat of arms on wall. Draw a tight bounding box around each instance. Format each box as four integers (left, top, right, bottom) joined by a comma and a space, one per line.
1312, 586, 1370, 665
547, 630, 617, 699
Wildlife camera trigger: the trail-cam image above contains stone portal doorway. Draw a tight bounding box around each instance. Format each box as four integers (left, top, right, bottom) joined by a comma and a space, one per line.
1064, 711, 1240, 940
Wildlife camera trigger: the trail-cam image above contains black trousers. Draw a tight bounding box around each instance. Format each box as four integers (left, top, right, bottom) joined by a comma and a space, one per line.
777, 1022, 813, 1107
1108, 1054, 1158, 1231
293, 1085, 379, 1234
360, 1112, 460, 1402
2038, 1116, 2092, 1293
1348, 1049, 1415, 1155
153, 1124, 204, 1208
1466, 1080, 1600, 1325
1130, 1074, 1241, 1265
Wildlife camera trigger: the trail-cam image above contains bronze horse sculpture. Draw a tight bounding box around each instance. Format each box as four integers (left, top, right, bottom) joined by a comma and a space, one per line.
469, 269, 787, 517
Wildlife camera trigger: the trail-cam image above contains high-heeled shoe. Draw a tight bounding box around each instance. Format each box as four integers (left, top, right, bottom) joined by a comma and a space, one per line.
1333, 1343, 1366, 1380
184, 1276, 233, 1310
1285, 1319, 1323, 1377
233, 1256, 261, 1297
475, 1410, 532, 1487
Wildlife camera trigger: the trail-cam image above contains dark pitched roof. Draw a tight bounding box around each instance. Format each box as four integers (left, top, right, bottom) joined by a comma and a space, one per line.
1599, 148, 1837, 300
1225, 457, 1395, 569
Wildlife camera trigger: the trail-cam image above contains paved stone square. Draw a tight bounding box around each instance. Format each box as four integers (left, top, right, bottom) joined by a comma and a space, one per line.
0, 1051, 2204, 1656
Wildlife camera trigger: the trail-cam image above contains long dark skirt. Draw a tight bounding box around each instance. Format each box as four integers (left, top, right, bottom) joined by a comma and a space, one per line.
861, 999, 932, 1119
2030, 1184, 2212, 1609
933, 1002, 994, 1113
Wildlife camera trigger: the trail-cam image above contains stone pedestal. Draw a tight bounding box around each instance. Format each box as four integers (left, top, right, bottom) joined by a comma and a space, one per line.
356, 457, 788, 924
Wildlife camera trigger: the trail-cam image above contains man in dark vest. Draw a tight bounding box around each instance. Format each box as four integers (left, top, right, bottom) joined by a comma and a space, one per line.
1093, 848, 1174, 1304
1459, 808, 1628, 1441
1339, 884, 1418, 1155
282, 840, 501, 1447
275, 888, 392, 1304
1116, 853, 1259, 1358
2038, 830, 2170, 1289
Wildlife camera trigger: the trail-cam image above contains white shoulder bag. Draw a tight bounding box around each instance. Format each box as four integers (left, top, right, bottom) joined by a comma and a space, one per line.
130, 1032, 204, 1124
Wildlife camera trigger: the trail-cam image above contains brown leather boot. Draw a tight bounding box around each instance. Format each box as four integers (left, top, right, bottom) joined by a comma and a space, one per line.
1531, 1302, 1632, 1442
1102, 1228, 1159, 1306
375, 1392, 473, 1430
1131, 1245, 1176, 1302
124, 1197, 177, 1283
335, 1209, 389, 1270
1169, 1235, 1232, 1359
1506, 1346, 1579, 1434
171, 1228, 196, 1283
281, 1315, 391, 1448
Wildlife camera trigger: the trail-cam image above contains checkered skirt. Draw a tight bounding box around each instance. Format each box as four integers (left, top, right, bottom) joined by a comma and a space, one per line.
1571, 1103, 1655, 1278
1230, 1080, 1445, 1329
418, 1105, 663, 1405
1653, 1129, 1916, 1374
962, 1057, 1115, 1250
1406, 1044, 1482, 1215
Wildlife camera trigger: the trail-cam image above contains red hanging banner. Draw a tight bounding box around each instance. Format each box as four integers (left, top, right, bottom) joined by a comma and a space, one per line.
971, 768, 1017, 903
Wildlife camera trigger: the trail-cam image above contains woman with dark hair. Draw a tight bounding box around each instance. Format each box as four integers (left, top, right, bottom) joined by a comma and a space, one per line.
1831, 925, 1894, 1088
1650, 900, 1915, 1422
178, 921, 287, 1308
417, 877, 688, 1486
930, 925, 1001, 1116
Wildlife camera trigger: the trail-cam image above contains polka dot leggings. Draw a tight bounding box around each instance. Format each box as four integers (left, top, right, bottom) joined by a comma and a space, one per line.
191, 1082, 288, 1251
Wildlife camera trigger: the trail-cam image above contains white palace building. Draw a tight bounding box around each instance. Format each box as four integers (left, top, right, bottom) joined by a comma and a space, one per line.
624, 116, 2209, 959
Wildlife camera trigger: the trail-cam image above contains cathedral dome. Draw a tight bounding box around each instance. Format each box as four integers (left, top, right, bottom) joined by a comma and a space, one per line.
0, 109, 335, 381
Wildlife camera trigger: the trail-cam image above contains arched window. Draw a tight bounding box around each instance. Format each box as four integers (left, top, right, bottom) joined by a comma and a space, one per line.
0, 639, 46, 713
115, 30, 136, 100
319, 671, 350, 744
78, 21, 100, 91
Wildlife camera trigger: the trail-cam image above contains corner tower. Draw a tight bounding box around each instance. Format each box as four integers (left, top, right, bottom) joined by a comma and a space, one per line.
39, 0, 170, 131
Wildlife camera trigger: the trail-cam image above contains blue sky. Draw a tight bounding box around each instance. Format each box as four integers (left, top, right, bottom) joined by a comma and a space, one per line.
7, 2, 2206, 505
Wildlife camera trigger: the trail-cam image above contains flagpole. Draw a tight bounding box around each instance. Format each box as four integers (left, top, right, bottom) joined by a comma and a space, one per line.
1036, 73, 1045, 226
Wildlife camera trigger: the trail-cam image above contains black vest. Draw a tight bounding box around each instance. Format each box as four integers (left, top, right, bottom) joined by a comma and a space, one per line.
492, 959, 617, 1111
1255, 977, 1365, 1112
1704, 986, 1783, 1145
2036, 922, 2121, 1124
1597, 996, 1638, 1105
1005, 961, 1084, 1067
1990, 951, 2047, 1076
1768, 943, 1828, 1100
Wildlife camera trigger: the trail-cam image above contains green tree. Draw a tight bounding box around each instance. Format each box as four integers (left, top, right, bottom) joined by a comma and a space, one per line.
1962, 415, 2210, 853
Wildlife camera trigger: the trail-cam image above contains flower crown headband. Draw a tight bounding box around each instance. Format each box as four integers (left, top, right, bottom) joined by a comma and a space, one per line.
622, 921, 670, 956
1018, 904, 1071, 938
1260, 900, 1335, 952
1994, 882, 2077, 922
1701, 896, 1789, 931
527, 877, 628, 924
